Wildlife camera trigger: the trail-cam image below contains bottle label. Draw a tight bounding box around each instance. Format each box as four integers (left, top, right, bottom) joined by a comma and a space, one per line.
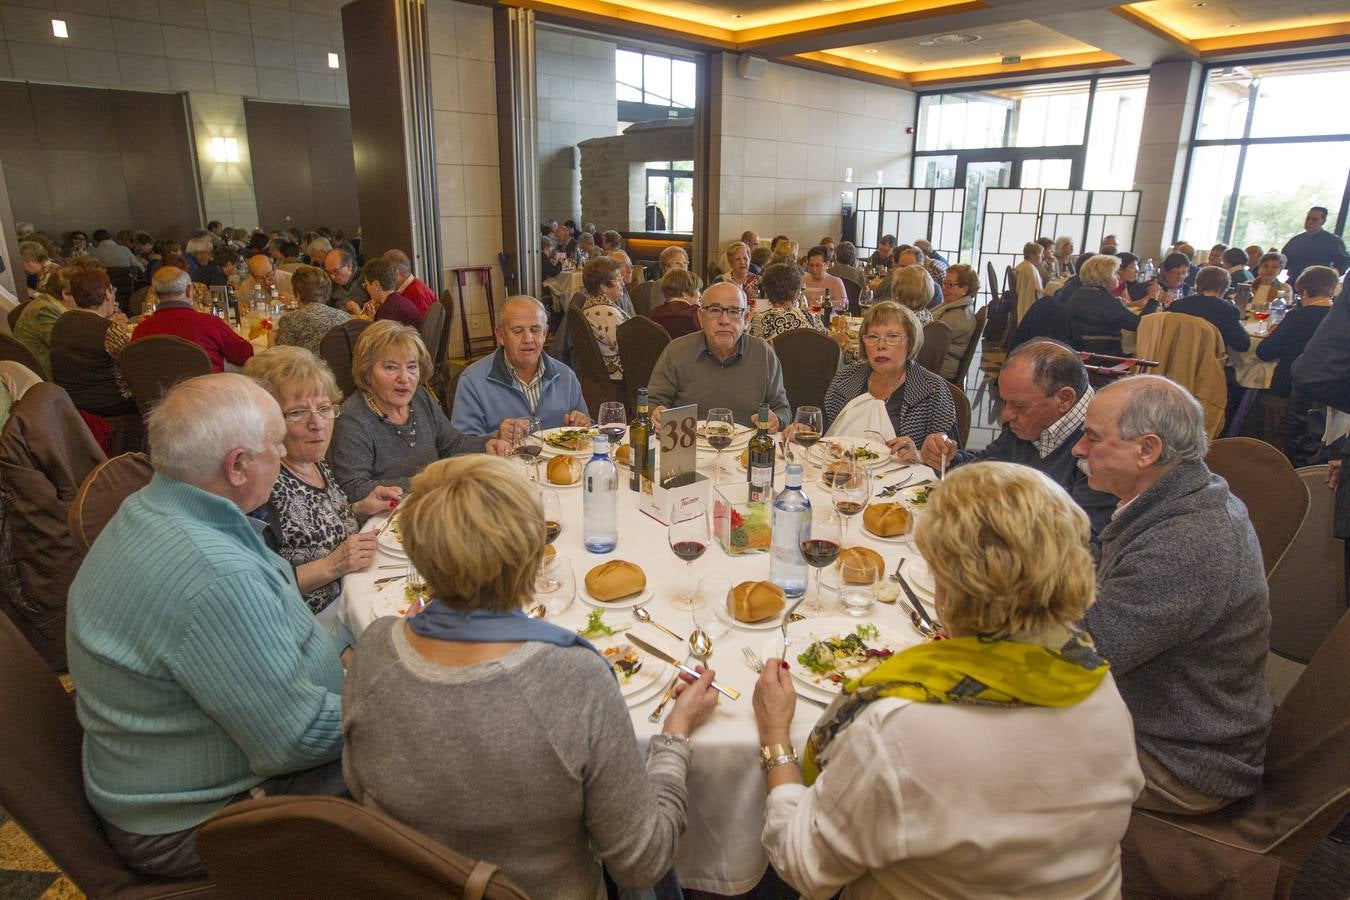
750, 465, 771, 486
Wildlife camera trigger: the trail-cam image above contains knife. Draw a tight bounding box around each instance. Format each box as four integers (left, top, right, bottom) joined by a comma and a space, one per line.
627, 635, 740, 700
894, 565, 940, 633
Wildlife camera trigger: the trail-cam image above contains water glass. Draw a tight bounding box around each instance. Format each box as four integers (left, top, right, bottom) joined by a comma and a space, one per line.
838, 555, 878, 618
694, 576, 734, 640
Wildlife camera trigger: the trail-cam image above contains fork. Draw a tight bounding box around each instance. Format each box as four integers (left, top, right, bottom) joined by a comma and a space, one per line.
876, 474, 915, 497
742, 646, 765, 673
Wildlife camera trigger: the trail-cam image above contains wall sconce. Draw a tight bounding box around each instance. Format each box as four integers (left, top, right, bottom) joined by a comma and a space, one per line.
327, 52, 340, 69
51, 19, 68, 38
844, 167, 853, 183
211, 137, 240, 164
875, 169, 884, 184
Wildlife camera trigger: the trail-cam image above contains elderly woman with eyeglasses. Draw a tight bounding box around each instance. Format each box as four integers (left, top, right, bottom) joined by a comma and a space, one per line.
752, 463, 1142, 898
802, 301, 955, 461
244, 347, 401, 614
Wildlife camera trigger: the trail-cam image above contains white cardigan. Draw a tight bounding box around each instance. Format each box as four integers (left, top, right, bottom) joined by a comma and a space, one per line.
763, 675, 1144, 899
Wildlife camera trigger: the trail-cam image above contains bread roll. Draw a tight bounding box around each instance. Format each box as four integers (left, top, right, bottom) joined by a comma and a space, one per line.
584, 560, 646, 602
863, 502, 912, 537
547, 454, 582, 485
836, 546, 884, 584
615, 444, 632, 466
726, 580, 786, 623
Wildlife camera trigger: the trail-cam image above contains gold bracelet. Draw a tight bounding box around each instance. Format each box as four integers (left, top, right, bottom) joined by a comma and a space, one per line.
760, 743, 797, 771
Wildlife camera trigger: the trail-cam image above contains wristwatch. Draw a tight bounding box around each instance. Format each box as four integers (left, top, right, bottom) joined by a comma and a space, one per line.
760, 742, 798, 771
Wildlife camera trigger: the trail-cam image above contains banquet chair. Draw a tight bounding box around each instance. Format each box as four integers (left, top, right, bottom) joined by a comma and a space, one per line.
7, 300, 30, 331
68, 452, 154, 553
842, 276, 861, 315
128, 286, 151, 318
1121, 607, 1350, 899
1135, 312, 1228, 439
772, 328, 841, 413
118, 336, 213, 416
0, 383, 105, 669
197, 795, 529, 900
915, 320, 952, 373
1266, 465, 1345, 665
319, 319, 372, 399
616, 315, 670, 413
420, 298, 449, 371
0, 332, 44, 375
946, 381, 971, 448
1205, 437, 1309, 578
566, 305, 622, 418
105, 266, 139, 313
949, 305, 988, 387
0, 600, 218, 898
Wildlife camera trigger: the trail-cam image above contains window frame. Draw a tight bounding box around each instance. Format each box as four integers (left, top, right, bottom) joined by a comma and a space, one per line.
1175, 50, 1350, 246
616, 46, 697, 126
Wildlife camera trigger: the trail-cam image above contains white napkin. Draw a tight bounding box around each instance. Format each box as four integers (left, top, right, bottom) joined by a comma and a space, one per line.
824, 392, 896, 441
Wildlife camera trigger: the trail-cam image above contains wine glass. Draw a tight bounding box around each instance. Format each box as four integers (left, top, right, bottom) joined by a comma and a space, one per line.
535, 555, 575, 617
668, 497, 709, 610
859, 287, 875, 311
597, 401, 627, 450
838, 554, 878, 618
512, 416, 543, 482
694, 576, 734, 642
791, 406, 823, 481
536, 489, 562, 591
705, 407, 735, 483
831, 460, 870, 542
800, 509, 842, 614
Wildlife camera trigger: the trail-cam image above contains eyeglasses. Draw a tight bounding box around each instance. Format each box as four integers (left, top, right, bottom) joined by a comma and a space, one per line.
282, 405, 339, 423
700, 305, 747, 319
861, 332, 906, 346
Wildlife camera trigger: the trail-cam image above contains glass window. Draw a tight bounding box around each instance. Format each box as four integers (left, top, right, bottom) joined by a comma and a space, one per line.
1231, 142, 1350, 249
1020, 158, 1072, 189
1198, 57, 1350, 141
914, 155, 957, 188
1177, 145, 1242, 246
916, 81, 1089, 150
616, 49, 643, 103
671, 60, 697, 109
643, 54, 671, 105
1084, 75, 1147, 189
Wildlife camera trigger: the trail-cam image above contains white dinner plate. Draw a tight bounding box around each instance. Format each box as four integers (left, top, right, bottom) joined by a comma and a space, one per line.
897, 483, 937, 509
898, 560, 936, 595
373, 513, 407, 557
861, 521, 911, 544
782, 616, 920, 696
580, 586, 653, 609
696, 420, 754, 450
371, 583, 419, 619
531, 426, 602, 457
810, 438, 891, 469
725, 603, 791, 631
759, 637, 837, 705
591, 634, 670, 699
526, 467, 584, 489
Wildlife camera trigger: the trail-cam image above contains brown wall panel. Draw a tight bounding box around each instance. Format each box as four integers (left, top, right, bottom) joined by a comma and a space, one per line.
0, 84, 200, 239
245, 100, 360, 235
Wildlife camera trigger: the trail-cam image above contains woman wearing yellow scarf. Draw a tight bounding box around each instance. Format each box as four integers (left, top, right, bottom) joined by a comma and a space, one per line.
752, 462, 1144, 898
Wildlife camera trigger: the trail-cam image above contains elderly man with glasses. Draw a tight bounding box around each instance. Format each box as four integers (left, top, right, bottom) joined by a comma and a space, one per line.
323, 248, 369, 312
647, 281, 790, 430
451, 295, 590, 440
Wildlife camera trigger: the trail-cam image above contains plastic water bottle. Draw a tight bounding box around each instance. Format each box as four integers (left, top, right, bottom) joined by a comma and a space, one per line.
1268, 295, 1287, 326
582, 434, 618, 553
769, 463, 810, 599
1139, 258, 1156, 282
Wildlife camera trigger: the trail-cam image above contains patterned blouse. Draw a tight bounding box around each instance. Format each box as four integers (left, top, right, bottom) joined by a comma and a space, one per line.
582, 296, 628, 380
276, 302, 352, 357
823, 360, 956, 447
748, 305, 825, 342
264, 462, 358, 613
717, 272, 761, 300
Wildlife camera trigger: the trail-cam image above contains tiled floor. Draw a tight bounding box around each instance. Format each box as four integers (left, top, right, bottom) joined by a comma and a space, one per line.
3, 341, 1347, 900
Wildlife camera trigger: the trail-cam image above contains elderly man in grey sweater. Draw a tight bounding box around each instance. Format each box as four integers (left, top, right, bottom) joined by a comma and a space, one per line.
1072, 375, 1271, 815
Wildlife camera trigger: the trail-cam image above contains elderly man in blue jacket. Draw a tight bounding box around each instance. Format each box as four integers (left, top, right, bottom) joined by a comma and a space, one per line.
452, 295, 591, 439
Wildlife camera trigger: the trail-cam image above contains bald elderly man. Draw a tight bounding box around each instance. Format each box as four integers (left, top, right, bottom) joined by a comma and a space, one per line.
239, 253, 293, 303
451, 296, 589, 439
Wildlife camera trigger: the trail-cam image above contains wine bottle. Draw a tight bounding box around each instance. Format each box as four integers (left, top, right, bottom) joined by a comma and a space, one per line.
746, 404, 775, 503
629, 387, 652, 493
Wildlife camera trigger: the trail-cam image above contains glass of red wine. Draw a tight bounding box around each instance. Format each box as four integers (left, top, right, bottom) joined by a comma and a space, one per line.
512, 416, 543, 482
791, 406, 823, 480
597, 402, 627, 451
668, 497, 709, 610
831, 459, 870, 542
800, 509, 842, 614
705, 407, 735, 483
535, 488, 562, 591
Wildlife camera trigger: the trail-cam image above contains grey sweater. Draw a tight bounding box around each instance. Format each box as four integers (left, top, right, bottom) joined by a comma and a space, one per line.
1085, 459, 1272, 799
647, 332, 791, 428
329, 388, 487, 501
342, 618, 692, 899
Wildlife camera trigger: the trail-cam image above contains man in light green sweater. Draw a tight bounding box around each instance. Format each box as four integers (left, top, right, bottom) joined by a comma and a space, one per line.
67, 373, 347, 878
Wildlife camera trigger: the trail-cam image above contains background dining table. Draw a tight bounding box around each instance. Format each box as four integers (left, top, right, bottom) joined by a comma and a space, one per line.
340, 445, 941, 894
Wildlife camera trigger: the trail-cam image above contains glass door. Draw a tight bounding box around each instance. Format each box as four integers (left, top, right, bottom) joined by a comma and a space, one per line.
961, 160, 1012, 265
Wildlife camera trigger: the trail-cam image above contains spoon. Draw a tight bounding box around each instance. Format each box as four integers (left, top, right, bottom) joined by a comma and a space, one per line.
899, 600, 939, 639
634, 606, 685, 642
688, 627, 712, 662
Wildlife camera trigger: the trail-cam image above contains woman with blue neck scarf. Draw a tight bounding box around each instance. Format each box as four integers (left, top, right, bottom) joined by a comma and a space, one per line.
751, 463, 1144, 898
341, 455, 720, 899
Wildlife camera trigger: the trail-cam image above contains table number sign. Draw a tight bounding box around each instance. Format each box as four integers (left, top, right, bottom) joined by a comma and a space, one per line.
641, 404, 707, 525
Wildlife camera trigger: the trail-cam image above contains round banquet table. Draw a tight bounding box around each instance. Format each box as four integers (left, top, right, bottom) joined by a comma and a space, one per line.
339, 449, 940, 895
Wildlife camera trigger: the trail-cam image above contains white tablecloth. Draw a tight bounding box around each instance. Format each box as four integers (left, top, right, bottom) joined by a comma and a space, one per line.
544, 270, 584, 308
1233, 320, 1275, 390
340, 454, 938, 894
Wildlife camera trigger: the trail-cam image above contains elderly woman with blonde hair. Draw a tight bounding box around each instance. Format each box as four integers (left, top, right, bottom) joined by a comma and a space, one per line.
1066, 253, 1149, 356
888, 263, 937, 324
342, 455, 722, 899
717, 240, 761, 301
329, 320, 511, 502
752, 462, 1143, 898
803, 301, 955, 457
245, 347, 400, 615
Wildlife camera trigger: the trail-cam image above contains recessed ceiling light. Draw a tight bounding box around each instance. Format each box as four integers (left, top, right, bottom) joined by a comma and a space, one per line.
864, 48, 879, 54
917, 40, 936, 46
733, 13, 742, 18
51, 18, 68, 38
1193, 1, 1207, 6
327, 52, 340, 69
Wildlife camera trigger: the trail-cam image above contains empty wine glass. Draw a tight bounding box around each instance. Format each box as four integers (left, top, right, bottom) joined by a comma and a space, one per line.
792, 406, 823, 481
668, 497, 709, 610
838, 554, 878, 618
831, 460, 870, 542
597, 402, 627, 449
536, 489, 562, 591
534, 555, 575, 617
800, 509, 842, 614
859, 287, 875, 311
694, 576, 735, 642
705, 407, 735, 483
